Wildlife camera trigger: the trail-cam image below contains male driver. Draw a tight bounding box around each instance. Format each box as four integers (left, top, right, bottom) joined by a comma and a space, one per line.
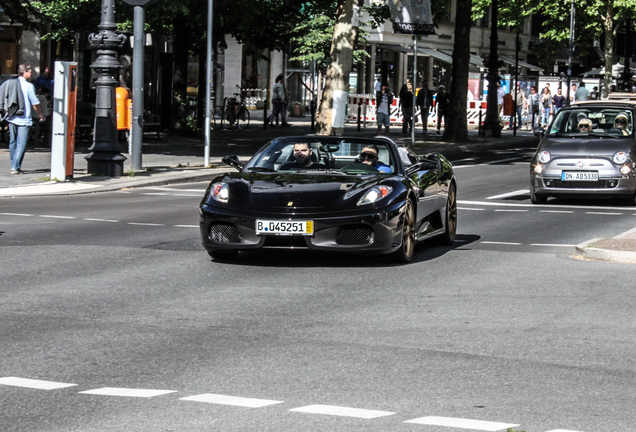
278, 142, 326, 171
359, 144, 392, 173
3, 64, 43, 174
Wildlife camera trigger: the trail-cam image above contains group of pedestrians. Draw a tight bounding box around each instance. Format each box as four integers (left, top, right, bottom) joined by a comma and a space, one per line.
374, 78, 448, 136
500, 80, 600, 130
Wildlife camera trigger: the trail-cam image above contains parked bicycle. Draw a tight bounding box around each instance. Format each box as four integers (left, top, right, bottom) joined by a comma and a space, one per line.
221, 88, 250, 131
186, 96, 217, 133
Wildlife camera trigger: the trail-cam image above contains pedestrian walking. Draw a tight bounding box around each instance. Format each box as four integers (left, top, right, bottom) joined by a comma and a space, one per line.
268, 74, 291, 127
399, 78, 414, 134
0, 64, 43, 174
528, 86, 540, 129
590, 86, 599, 100
497, 81, 505, 126
512, 83, 527, 130
574, 82, 590, 101
376, 82, 393, 136
552, 88, 565, 116
540, 87, 553, 127
434, 85, 449, 134
416, 80, 433, 133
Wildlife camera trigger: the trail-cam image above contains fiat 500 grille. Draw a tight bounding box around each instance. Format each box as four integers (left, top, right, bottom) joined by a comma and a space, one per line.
336, 227, 374, 245
209, 223, 242, 243
550, 180, 615, 189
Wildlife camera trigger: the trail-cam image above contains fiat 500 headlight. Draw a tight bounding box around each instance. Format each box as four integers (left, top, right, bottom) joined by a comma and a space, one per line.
537, 151, 551, 164
613, 151, 630, 165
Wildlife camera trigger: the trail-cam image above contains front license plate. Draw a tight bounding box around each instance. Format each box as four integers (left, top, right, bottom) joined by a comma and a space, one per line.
561, 171, 599, 181
256, 220, 314, 236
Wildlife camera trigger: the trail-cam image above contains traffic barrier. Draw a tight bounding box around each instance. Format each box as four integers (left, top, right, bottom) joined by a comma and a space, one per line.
347, 94, 531, 129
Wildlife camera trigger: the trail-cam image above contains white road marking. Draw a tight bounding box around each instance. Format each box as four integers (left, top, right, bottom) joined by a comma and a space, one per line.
481, 241, 522, 246
174, 225, 199, 228
530, 243, 576, 247
143, 187, 207, 192
0, 183, 101, 196
494, 209, 529, 212
180, 393, 284, 408
0, 212, 35, 217
486, 189, 530, 200
544, 429, 584, 432
39, 215, 76, 219
458, 207, 485, 211
404, 416, 519, 431
585, 212, 623, 215
127, 222, 165, 226
540, 210, 574, 214
83, 218, 119, 222
290, 404, 395, 419
78, 387, 177, 398
0, 377, 77, 390
459, 200, 634, 211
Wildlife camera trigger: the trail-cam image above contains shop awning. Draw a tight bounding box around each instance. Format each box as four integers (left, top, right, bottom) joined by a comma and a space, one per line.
417, 48, 453, 64
376, 43, 413, 54
438, 49, 485, 68
499, 55, 544, 72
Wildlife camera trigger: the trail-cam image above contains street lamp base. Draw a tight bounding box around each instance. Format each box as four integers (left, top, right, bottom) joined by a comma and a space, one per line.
85, 152, 127, 177
482, 121, 502, 138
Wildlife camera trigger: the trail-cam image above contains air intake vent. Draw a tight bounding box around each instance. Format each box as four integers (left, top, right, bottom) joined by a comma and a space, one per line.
209, 223, 242, 243
336, 227, 374, 246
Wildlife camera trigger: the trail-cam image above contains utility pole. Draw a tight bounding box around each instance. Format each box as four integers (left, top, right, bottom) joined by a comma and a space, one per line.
566, 0, 574, 105
482, 0, 502, 137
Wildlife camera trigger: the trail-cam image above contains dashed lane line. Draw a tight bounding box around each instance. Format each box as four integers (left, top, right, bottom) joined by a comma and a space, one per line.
480, 241, 522, 246
486, 189, 530, 200
0, 377, 77, 390
78, 387, 177, 398
180, 393, 284, 408
404, 416, 519, 431
459, 200, 635, 211
289, 404, 395, 419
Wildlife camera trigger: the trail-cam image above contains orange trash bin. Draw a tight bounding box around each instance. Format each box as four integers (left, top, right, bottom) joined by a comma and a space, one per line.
116, 87, 131, 130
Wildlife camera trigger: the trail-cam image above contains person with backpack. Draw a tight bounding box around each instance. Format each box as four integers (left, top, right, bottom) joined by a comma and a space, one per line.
540, 87, 553, 127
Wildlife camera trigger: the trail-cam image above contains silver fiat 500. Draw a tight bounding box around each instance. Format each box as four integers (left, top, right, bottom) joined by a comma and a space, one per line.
530, 100, 636, 205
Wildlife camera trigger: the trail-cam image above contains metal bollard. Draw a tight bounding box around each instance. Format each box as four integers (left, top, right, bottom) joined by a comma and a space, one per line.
263, 100, 268, 129
479, 110, 483, 136
357, 102, 362, 131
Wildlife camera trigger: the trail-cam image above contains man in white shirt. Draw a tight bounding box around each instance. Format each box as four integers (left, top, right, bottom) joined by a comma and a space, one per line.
8, 64, 43, 174
376, 82, 393, 136
574, 82, 590, 101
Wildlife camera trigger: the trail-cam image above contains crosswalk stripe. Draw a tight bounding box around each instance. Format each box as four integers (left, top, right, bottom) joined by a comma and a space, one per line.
180, 393, 284, 408
78, 387, 177, 398
0, 377, 77, 390
290, 404, 395, 419
404, 416, 519, 430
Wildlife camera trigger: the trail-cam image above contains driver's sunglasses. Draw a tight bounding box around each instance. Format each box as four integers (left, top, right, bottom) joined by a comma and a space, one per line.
360, 152, 377, 160
579, 125, 590, 129
616, 119, 627, 125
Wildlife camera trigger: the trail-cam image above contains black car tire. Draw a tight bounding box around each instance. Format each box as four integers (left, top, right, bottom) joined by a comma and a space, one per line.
389, 199, 415, 263
436, 183, 457, 245
530, 184, 548, 204
625, 192, 636, 206
208, 250, 239, 260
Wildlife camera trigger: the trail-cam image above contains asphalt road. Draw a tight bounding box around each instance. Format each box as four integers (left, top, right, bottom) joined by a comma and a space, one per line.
1, 145, 635, 432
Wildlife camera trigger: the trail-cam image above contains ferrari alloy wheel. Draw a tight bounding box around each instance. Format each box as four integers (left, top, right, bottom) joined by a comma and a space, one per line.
208, 250, 239, 260
530, 184, 547, 204
437, 183, 457, 245
390, 199, 415, 263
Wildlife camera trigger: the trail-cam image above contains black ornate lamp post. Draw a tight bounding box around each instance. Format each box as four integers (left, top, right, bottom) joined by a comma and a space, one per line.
85, 0, 127, 177
482, 0, 503, 137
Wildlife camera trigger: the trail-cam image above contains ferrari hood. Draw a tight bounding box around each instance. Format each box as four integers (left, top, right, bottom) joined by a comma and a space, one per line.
226, 173, 386, 210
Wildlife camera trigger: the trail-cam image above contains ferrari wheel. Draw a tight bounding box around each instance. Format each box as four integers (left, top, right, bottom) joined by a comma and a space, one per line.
208, 250, 239, 260
436, 183, 457, 245
390, 200, 415, 263
530, 184, 547, 204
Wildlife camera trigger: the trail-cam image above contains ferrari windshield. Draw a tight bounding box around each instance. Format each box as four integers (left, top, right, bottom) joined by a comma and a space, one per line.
244, 138, 397, 174
548, 107, 634, 137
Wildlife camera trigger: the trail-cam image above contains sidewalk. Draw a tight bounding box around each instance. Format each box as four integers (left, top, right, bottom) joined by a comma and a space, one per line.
1, 111, 634, 263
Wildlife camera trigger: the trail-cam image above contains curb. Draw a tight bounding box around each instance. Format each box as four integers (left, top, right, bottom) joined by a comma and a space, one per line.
576, 238, 636, 264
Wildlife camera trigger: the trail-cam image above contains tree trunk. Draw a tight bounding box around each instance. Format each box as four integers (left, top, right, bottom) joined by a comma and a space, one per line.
443, 0, 472, 142
316, 0, 361, 135
171, 19, 189, 133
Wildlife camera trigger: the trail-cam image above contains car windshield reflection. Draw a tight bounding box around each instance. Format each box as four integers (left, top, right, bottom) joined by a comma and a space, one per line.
244, 138, 396, 174
549, 107, 633, 138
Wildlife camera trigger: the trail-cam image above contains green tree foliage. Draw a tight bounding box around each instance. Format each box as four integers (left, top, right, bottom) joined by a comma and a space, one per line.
0, 0, 44, 32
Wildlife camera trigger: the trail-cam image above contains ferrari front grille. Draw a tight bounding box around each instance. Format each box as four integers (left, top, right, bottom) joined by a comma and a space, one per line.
336, 227, 374, 246
209, 223, 242, 243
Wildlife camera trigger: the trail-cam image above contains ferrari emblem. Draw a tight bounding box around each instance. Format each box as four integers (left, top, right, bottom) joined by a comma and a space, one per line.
287, 202, 294, 206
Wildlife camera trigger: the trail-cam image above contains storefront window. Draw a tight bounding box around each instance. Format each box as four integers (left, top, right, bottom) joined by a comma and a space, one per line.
407, 55, 429, 87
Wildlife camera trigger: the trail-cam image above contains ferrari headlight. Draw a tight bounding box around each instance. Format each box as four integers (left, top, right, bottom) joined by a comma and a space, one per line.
357, 186, 392, 205
210, 182, 229, 203
538, 151, 551, 164
613, 151, 629, 165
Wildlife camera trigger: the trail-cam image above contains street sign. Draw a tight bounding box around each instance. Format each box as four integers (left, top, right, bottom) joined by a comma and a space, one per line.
388, 0, 435, 35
